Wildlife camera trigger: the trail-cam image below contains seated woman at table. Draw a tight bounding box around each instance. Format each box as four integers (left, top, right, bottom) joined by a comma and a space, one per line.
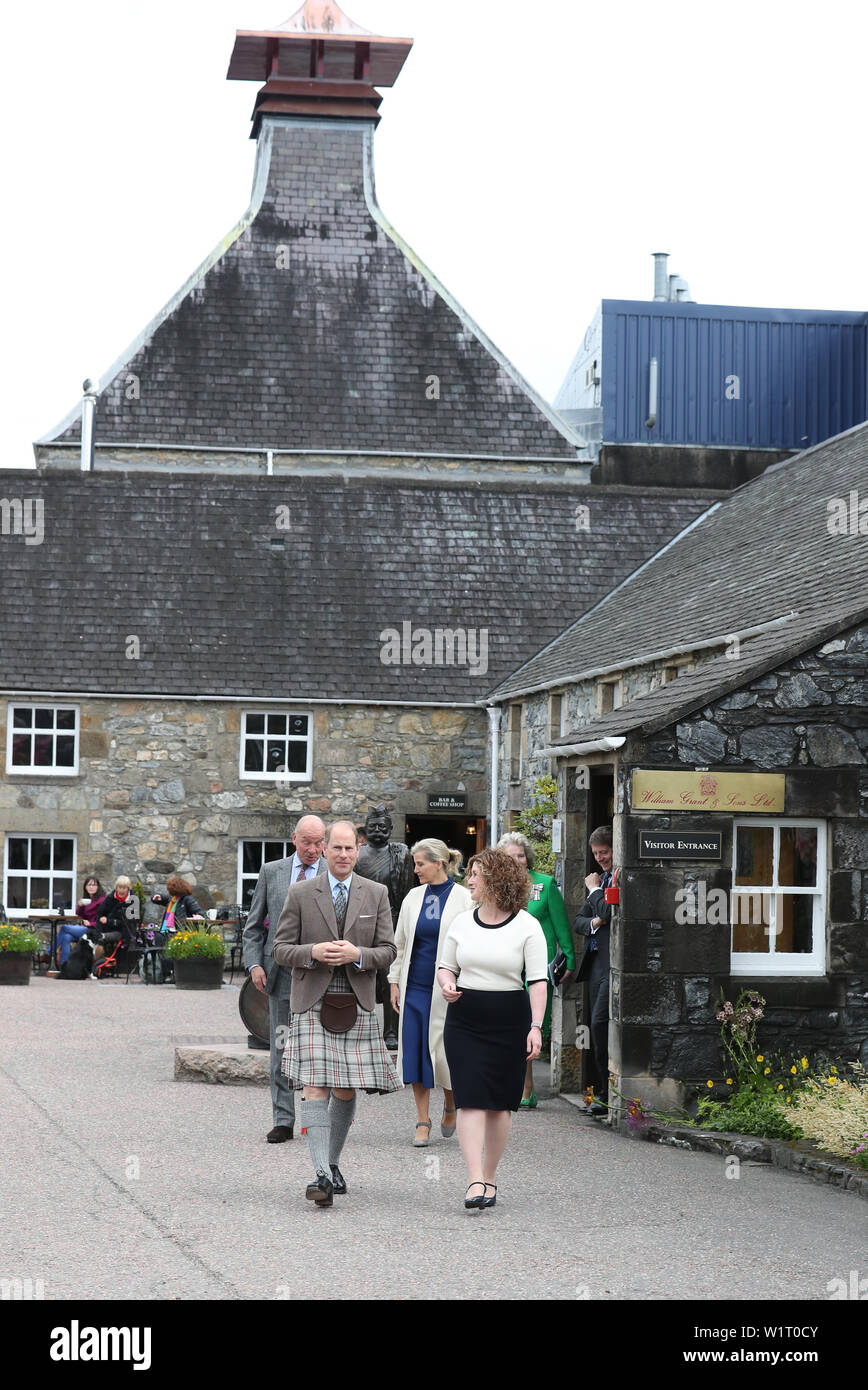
151, 875, 204, 935
56, 875, 107, 968
93, 876, 139, 963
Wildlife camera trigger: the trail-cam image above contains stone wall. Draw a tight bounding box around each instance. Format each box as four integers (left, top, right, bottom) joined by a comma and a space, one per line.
0, 697, 487, 908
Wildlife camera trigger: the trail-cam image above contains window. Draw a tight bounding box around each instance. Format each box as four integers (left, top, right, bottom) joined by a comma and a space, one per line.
237, 838, 294, 909
548, 693, 563, 745
731, 819, 826, 976
507, 704, 524, 782
6, 704, 79, 775
4, 835, 76, 916
597, 678, 622, 715
239, 711, 312, 781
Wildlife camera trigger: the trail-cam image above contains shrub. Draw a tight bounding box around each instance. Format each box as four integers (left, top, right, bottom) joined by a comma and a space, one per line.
163, 928, 225, 961
0, 922, 42, 954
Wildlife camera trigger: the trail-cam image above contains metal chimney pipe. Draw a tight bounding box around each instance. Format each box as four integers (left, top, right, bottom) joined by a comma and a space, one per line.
652, 252, 669, 301
80, 379, 97, 472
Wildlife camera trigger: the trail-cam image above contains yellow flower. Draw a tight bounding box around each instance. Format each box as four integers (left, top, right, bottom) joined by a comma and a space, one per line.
706, 1080, 714, 1088
756, 1055, 764, 1063
777, 1084, 783, 1090
764, 1067, 770, 1075
785, 1096, 792, 1104
726, 1078, 733, 1085
830, 1066, 837, 1074
826, 1076, 836, 1085
801, 1057, 809, 1069
790, 1066, 797, 1074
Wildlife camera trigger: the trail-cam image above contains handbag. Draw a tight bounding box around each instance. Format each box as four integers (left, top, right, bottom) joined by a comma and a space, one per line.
548, 948, 570, 989
320, 992, 358, 1033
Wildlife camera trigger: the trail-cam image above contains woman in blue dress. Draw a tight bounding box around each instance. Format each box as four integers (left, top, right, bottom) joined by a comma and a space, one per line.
389, 840, 473, 1146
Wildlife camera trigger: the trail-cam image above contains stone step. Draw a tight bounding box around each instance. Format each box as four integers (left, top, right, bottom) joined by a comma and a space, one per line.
174, 1043, 269, 1085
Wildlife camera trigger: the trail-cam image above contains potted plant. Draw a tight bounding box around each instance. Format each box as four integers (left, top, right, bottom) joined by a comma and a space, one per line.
0, 922, 42, 985
163, 924, 225, 990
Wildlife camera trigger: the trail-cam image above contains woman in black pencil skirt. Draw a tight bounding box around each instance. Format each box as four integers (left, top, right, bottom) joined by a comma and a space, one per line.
437, 848, 549, 1211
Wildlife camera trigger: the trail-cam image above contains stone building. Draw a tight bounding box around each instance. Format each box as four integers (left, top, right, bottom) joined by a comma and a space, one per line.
489, 420, 868, 1100
1, 2, 718, 915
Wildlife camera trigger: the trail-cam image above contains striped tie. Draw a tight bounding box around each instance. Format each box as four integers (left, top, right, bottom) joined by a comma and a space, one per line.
334, 883, 347, 928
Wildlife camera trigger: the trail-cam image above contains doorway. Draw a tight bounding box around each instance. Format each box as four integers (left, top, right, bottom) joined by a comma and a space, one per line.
404, 816, 486, 871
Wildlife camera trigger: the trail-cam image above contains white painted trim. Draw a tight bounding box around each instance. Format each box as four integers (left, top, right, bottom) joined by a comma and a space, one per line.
238, 709, 314, 783
37, 124, 277, 445
0, 689, 479, 710
730, 817, 826, 976
5, 702, 80, 777
3, 832, 78, 918
360, 128, 581, 457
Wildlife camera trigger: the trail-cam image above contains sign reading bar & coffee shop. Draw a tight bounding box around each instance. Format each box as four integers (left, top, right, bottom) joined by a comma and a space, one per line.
638, 831, 722, 860
632, 770, 785, 814
427, 793, 467, 812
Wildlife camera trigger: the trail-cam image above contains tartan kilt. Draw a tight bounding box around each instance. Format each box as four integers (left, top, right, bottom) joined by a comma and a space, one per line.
282, 968, 400, 1095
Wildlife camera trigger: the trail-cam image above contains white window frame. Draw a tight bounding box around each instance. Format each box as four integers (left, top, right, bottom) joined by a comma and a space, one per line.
6, 703, 80, 776
237, 838, 294, 908
238, 709, 313, 783
3, 833, 78, 918
730, 818, 826, 977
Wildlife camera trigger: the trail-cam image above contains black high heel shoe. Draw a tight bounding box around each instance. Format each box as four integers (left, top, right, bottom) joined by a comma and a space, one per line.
482, 1183, 497, 1208
464, 1182, 487, 1210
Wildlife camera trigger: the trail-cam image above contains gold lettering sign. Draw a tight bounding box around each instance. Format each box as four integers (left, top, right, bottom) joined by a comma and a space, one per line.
632, 769, 785, 814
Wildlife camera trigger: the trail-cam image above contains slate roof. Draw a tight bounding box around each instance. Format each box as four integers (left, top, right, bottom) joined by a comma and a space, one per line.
43, 122, 577, 462
490, 419, 868, 701
547, 602, 868, 747
0, 473, 715, 704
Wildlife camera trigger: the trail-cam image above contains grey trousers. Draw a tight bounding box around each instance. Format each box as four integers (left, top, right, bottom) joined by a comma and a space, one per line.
268, 966, 296, 1128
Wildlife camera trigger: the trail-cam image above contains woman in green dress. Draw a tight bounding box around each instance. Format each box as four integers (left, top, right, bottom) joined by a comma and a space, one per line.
498, 832, 575, 1108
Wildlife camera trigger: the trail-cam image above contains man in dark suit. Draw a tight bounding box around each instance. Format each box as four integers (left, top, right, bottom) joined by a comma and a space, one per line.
272, 821, 398, 1206
242, 815, 327, 1142
574, 826, 616, 1117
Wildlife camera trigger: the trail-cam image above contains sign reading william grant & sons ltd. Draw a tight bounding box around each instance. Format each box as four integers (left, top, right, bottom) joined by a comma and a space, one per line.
632, 770, 785, 814
639, 831, 722, 860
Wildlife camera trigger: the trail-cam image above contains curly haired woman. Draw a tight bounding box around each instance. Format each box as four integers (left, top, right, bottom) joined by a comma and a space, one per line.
437, 848, 548, 1211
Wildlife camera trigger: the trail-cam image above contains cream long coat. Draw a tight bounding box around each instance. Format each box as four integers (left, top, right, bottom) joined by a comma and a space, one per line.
388, 881, 473, 1089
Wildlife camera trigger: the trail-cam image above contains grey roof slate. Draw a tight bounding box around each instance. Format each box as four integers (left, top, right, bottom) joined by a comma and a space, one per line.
490, 419, 868, 700
44, 122, 577, 462
0, 473, 714, 704
550, 603, 868, 746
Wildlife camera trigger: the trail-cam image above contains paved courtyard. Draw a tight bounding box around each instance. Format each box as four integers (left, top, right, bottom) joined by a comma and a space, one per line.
2, 976, 865, 1302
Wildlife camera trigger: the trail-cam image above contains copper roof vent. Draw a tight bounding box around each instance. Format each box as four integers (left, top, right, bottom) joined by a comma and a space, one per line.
227, 1, 413, 135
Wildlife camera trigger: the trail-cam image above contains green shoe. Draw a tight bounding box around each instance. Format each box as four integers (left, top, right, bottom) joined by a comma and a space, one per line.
519, 1091, 538, 1109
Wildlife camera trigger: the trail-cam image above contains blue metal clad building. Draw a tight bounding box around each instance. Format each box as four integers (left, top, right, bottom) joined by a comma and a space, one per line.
598, 301, 867, 450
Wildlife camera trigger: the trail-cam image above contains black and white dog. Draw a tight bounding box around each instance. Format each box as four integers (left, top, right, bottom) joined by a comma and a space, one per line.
60, 933, 97, 980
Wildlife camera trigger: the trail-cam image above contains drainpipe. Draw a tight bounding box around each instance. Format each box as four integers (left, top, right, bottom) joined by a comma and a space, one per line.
80, 379, 97, 472
652, 252, 669, 300
487, 705, 501, 847
645, 357, 658, 429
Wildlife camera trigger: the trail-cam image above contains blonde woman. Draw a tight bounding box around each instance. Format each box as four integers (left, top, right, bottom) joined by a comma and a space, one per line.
388, 840, 472, 1146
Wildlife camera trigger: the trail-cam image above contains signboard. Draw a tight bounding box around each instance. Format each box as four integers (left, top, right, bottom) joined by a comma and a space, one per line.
632, 770, 785, 814
639, 831, 722, 860
551, 819, 563, 854
427, 793, 467, 812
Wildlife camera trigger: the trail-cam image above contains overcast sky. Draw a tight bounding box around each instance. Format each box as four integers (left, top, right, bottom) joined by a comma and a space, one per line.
4, 0, 867, 469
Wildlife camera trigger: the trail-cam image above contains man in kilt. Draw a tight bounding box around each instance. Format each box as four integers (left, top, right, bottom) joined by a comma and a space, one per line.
272, 821, 399, 1207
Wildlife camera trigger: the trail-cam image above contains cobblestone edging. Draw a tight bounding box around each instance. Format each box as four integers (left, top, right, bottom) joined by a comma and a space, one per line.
637, 1120, 868, 1200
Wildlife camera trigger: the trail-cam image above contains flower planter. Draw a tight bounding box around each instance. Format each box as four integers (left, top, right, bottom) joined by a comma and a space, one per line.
172, 956, 225, 990
0, 953, 33, 985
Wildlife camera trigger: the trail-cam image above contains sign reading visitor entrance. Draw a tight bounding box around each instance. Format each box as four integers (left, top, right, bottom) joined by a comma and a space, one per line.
427, 793, 467, 812
632, 770, 785, 813
638, 831, 722, 860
